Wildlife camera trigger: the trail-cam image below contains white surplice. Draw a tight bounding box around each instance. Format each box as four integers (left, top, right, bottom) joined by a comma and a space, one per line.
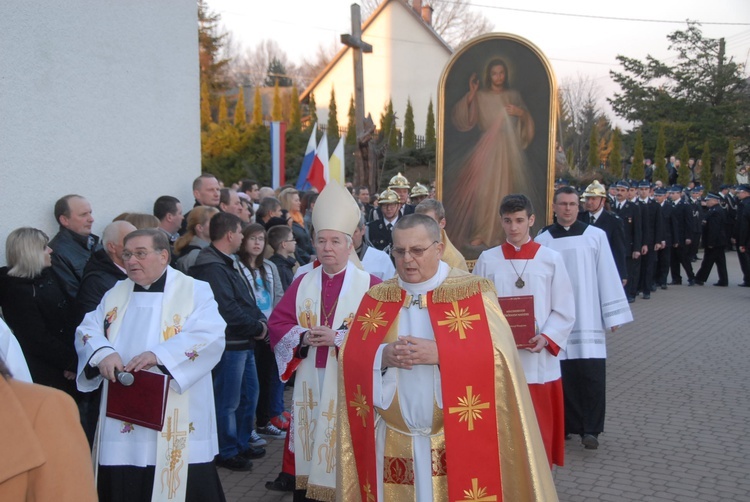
361, 246, 396, 281
473, 242, 575, 384
371, 261, 450, 501
535, 224, 633, 360
75, 270, 226, 467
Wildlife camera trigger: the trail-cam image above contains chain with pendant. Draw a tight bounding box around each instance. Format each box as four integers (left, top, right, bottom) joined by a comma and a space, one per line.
509, 259, 529, 289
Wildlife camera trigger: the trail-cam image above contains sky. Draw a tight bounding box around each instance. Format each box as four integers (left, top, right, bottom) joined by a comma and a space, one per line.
206, 0, 750, 127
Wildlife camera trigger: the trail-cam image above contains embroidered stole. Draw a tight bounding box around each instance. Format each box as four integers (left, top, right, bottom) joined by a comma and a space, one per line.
293, 263, 371, 501
342, 275, 506, 502
100, 269, 195, 502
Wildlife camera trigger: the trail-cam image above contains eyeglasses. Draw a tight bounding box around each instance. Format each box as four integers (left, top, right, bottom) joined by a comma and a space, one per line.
390, 241, 439, 259
247, 236, 265, 242
122, 250, 159, 261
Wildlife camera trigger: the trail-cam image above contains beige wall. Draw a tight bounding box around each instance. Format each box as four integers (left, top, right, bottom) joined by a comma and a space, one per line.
311, 1, 450, 140
0, 0, 200, 264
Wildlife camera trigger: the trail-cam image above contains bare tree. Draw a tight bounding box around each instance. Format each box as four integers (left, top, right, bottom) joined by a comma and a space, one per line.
297, 40, 340, 89
227, 39, 299, 88
559, 74, 610, 172
361, 0, 493, 48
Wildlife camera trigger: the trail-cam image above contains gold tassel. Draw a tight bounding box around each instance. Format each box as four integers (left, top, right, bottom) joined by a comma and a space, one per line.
432, 275, 496, 303
368, 279, 403, 302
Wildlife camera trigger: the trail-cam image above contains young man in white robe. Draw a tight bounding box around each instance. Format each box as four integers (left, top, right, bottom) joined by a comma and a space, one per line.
75, 229, 226, 502
536, 187, 633, 450
474, 194, 575, 467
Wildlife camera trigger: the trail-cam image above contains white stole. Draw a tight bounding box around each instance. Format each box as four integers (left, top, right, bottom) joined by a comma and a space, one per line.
99, 270, 195, 502
292, 262, 371, 499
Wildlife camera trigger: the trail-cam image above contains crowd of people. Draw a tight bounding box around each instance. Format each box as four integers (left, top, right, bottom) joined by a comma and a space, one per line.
0, 164, 748, 502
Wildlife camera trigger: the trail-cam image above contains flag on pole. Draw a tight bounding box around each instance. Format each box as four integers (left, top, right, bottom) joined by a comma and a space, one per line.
329, 136, 345, 184
270, 121, 286, 189
307, 132, 329, 192
296, 124, 317, 191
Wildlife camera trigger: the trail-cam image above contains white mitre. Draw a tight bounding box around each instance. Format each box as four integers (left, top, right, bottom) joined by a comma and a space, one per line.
312, 180, 360, 236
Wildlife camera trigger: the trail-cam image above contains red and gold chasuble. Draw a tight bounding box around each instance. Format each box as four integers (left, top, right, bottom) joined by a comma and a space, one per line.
339, 271, 557, 502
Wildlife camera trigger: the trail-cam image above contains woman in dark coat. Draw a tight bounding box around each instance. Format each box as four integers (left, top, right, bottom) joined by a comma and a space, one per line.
0, 227, 79, 399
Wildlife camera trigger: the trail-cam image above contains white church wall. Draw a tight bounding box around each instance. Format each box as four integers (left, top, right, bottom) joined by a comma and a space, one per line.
0, 0, 200, 265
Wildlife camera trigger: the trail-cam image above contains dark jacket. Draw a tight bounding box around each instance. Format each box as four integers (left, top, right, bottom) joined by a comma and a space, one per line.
269, 253, 297, 291
659, 200, 679, 247
75, 248, 127, 323
189, 245, 266, 350
580, 210, 627, 280
612, 200, 642, 253
702, 206, 728, 248
291, 221, 314, 266
48, 227, 99, 300
0, 267, 79, 398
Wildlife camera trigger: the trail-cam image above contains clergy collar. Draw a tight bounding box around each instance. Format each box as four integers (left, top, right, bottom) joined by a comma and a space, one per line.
323, 263, 347, 279
133, 268, 168, 292
398, 261, 450, 295
502, 239, 540, 259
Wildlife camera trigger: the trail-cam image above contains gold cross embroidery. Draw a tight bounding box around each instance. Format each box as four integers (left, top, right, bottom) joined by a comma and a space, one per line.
356, 302, 388, 340
363, 479, 376, 502
349, 384, 370, 427
448, 386, 490, 431
437, 301, 480, 340
460, 478, 497, 501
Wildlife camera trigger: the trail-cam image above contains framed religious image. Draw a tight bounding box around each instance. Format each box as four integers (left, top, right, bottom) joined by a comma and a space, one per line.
436, 33, 557, 263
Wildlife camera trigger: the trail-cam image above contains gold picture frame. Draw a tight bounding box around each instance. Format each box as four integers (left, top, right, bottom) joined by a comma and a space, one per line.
436, 33, 557, 261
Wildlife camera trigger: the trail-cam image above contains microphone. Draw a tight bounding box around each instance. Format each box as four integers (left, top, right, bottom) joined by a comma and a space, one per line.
114, 369, 135, 386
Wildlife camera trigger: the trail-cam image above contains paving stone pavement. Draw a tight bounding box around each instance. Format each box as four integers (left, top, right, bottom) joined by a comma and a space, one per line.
220, 252, 750, 501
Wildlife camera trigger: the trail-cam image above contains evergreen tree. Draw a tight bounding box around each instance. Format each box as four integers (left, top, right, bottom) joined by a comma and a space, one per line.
265, 58, 293, 87
327, 88, 340, 146
425, 99, 436, 148
403, 98, 416, 149
588, 127, 599, 170
630, 130, 645, 180
272, 82, 282, 121
308, 94, 318, 127
346, 96, 356, 146
608, 128, 622, 177
218, 94, 228, 124
200, 80, 212, 130
252, 87, 263, 126
677, 141, 691, 186
653, 125, 668, 183
233, 87, 247, 126
198, 0, 230, 93
724, 140, 737, 185
380, 99, 397, 150
700, 141, 712, 189
290, 85, 301, 131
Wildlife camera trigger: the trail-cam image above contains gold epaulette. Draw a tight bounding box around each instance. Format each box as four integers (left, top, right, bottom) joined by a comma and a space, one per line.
431, 274, 496, 304
367, 278, 403, 302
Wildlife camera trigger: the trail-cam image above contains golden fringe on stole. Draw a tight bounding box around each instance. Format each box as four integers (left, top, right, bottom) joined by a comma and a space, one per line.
431, 274, 496, 303
306, 484, 336, 502
367, 279, 404, 302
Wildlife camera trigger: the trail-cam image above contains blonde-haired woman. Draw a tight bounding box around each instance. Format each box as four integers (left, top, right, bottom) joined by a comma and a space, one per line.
0, 227, 79, 399
278, 188, 313, 264
174, 206, 219, 273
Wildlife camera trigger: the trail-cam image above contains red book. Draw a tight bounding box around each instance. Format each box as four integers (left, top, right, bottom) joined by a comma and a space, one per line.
106, 370, 170, 431
497, 295, 535, 349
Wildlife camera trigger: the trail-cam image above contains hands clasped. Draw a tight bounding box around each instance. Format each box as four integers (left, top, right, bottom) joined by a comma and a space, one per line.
382, 336, 438, 370
304, 326, 336, 347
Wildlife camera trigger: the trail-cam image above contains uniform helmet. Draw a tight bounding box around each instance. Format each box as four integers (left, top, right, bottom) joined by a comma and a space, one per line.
378, 189, 400, 205
582, 180, 607, 198
388, 172, 410, 190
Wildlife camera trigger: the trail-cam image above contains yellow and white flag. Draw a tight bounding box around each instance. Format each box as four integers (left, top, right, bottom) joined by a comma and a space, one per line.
328, 136, 345, 184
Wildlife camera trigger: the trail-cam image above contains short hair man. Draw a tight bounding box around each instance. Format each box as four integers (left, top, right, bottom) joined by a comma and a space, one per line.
49, 194, 99, 299
190, 213, 269, 471
153, 195, 184, 242
694, 193, 729, 286
415, 198, 468, 271
266, 181, 380, 498
536, 187, 633, 450
474, 194, 575, 467
653, 187, 677, 289
180, 174, 222, 235
340, 214, 556, 500
352, 215, 395, 280
239, 180, 261, 203
219, 188, 244, 218
257, 197, 283, 226
75, 228, 227, 501
668, 185, 697, 285
611, 180, 642, 302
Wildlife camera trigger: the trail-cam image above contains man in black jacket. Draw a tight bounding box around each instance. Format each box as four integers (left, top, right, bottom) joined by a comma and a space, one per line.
734, 184, 750, 286
190, 212, 267, 471
653, 187, 677, 289
694, 193, 728, 286
49, 194, 100, 300
579, 180, 627, 283
668, 186, 696, 285
611, 180, 642, 302
637, 181, 664, 298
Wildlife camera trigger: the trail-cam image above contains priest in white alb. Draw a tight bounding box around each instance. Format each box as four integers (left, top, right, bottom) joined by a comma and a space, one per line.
536, 186, 633, 450
473, 194, 575, 467
267, 180, 380, 501
339, 214, 557, 502
76, 229, 226, 502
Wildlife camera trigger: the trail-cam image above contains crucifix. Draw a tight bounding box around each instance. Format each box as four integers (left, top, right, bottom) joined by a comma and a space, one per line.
341, 3, 374, 189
